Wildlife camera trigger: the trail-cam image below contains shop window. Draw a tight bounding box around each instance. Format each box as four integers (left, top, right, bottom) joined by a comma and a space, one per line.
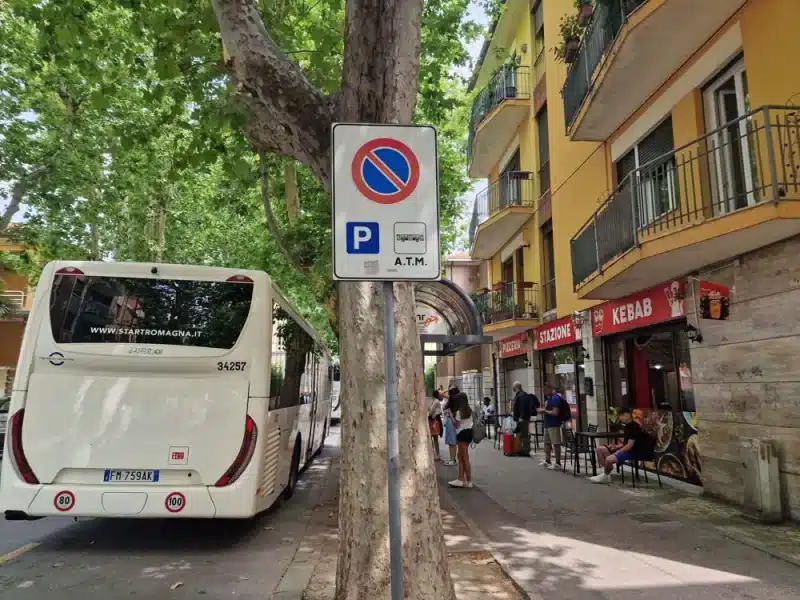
605, 328, 694, 413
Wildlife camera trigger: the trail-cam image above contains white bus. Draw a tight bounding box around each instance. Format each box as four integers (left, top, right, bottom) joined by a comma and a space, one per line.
1, 261, 332, 520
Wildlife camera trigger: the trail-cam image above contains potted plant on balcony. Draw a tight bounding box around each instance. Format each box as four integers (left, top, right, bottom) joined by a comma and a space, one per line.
553, 15, 583, 64
576, 0, 594, 27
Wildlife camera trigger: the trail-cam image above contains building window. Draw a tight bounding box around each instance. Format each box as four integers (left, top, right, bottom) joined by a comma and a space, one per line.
531, 0, 545, 83
541, 219, 556, 312
536, 106, 550, 196
616, 117, 677, 227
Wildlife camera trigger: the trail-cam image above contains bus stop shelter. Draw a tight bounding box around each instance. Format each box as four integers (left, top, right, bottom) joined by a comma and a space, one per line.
414, 279, 492, 357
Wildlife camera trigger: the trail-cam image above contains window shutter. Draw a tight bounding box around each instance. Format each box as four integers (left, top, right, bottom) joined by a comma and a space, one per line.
637, 117, 674, 167
615, 149, 637, 184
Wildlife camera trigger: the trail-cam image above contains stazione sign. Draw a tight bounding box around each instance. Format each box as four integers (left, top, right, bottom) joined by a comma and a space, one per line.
533, 316, 582, 351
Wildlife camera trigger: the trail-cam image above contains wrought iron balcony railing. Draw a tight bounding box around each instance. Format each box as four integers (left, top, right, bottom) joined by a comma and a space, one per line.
0, 290, 25, 310
562, 0, 647, 130
473, 283, 540, 325
467, 65, 531, 167
570, 105, 800, 288
468, 171, 537, 248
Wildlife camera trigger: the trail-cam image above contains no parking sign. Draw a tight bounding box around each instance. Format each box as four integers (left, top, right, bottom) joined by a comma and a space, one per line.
331, 124, 440, 281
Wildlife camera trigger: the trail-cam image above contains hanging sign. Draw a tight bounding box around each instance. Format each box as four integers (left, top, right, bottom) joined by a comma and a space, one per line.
591, 280, 686, 336
698, 281, 731, 320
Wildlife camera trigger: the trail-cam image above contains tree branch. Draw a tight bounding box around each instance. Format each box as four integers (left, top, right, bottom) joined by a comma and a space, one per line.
259, 150, 309, 276
212, 0, 336, 185
0, 165, 50, 232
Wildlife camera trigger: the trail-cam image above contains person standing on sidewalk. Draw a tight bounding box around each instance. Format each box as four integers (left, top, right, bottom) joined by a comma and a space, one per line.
511, 382, 537, 457
429, 391, 444, 461
441, 390, 458, 466
537, 383, 563, 470
448, 392, 474, 489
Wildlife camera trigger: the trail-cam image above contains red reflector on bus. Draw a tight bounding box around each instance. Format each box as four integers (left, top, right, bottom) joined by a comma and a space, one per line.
214, 415, 258, 487
226, 275, 253, 283
9, 409, 39, 485
56, 267, 84, 275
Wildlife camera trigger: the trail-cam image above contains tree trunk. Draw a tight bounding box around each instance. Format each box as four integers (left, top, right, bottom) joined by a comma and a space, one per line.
211, 1, 455, 597
284, 159, 299, 224
334, 0, 455, 597
337, 282, 455, 600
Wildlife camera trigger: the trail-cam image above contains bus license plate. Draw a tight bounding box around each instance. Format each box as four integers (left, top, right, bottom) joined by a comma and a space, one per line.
103, 469, 160, 483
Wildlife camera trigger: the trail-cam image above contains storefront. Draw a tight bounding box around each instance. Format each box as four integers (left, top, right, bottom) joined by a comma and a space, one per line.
534, 316, 585, 431
497, 332, 531, 414
592, 280, 701, 486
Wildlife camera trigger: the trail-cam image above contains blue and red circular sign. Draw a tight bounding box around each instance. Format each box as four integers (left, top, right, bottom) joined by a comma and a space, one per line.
351, 138, 420, 204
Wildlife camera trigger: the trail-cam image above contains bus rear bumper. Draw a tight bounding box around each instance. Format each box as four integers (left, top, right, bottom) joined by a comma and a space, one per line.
19, 485, 223, 518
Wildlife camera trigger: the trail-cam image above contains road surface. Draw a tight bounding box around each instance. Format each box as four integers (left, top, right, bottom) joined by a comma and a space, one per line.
0, 429, 338, 598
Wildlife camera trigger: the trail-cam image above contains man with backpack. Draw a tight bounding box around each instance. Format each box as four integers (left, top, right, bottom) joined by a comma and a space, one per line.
511, 381, 538, 457
537, 383, 569, 470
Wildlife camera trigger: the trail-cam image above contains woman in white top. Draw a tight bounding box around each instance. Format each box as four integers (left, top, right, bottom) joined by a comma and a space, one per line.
448, 391, 473, 488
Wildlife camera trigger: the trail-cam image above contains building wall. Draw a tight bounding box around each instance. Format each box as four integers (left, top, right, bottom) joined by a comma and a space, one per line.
0, 321, 25, 368
687, 236, 800, 520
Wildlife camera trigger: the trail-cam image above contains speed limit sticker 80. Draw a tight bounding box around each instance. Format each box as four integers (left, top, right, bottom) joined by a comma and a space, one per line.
165, 492, 186, 513
54, 490, 76, 512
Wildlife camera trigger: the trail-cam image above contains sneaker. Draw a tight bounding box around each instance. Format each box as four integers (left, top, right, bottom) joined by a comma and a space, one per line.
448, 479, 464, 488
539, 461, 551, 468
589, 473, 611, 484
548, 463, 561, 471
443, 460, 457, 466
463, 481, 473, 489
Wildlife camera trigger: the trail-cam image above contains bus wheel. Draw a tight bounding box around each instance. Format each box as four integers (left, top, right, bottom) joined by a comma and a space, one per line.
284, 440, 301, 501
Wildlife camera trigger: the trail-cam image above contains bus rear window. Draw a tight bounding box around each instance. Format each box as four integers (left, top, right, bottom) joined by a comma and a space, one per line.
49, 275, 253, 349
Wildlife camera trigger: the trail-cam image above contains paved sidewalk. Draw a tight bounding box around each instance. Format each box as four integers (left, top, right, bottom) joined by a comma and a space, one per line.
438, 438, 800, 600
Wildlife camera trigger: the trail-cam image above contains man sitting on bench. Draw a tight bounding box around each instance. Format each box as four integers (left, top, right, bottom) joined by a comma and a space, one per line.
589, 408, 655, 484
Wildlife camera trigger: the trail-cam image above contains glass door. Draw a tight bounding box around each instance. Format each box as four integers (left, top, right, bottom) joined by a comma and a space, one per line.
704, 59, 754, 214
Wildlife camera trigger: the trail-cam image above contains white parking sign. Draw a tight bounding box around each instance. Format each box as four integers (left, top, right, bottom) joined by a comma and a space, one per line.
331, 124, 441, 281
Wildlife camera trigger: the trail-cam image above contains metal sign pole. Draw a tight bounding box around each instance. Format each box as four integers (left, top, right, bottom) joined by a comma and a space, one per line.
382, 280, 404, 600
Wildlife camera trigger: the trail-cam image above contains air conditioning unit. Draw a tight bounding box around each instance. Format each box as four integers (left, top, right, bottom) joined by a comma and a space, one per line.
741, 437, 784, 524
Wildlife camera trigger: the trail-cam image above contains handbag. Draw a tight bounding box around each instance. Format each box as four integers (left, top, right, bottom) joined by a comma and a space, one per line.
429, 417, 442, 436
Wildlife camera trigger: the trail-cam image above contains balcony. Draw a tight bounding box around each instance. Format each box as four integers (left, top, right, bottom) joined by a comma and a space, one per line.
571, 106, 800, 299
468, 172, 537, 260
562, 0, 746, 140
467, 65, 531, 178
0, 290, 28, 317
473, 282, 540, 339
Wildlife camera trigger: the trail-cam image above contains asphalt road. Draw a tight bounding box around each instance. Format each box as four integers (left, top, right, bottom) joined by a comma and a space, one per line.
0, 428, 338, 599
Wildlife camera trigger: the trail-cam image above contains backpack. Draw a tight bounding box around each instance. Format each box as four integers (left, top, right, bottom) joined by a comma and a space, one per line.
557, 395, 572, 423
471, 403, 486, 445
526, 393, 540, 417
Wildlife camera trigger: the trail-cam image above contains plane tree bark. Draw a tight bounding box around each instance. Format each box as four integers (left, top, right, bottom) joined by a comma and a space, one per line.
210, 1, 455, 599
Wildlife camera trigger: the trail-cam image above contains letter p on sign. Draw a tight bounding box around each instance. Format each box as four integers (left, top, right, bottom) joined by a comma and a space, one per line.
346, 222, 379, 254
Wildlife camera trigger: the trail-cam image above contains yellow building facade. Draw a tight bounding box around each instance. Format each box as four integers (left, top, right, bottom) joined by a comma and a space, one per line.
468, 0, 800, 519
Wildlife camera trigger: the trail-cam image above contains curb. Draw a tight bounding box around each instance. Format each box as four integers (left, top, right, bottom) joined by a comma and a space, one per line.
272, 455, 338, 600
440, 483, 540, 600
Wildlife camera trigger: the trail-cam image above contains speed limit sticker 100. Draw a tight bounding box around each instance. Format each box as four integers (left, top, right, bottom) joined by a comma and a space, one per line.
54, 490, 76, 512
165, 492, 186, 513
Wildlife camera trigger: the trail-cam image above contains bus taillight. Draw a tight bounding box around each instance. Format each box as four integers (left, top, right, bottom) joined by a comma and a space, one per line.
55, 267, 84, 275
8, 409, 39, 485
214, 415, 258, 487
226, 275, 253, 284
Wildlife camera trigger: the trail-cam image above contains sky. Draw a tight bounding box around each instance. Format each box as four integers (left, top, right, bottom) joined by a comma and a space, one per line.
450, 0, 490, 252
